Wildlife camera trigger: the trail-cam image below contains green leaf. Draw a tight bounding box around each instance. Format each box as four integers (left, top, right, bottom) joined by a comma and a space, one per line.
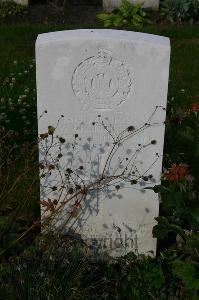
173, 259, 199, 295
0, 216, 8, 226
153, 216, 184, 239
191, 210, 199, 225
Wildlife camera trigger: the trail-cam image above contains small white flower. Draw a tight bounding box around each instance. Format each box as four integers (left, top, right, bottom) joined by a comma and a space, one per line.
19, 95, 27, 99
13, 143, 18, 148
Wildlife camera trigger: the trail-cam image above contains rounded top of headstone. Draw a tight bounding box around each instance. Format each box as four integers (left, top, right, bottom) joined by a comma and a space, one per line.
36, 29, 170, 48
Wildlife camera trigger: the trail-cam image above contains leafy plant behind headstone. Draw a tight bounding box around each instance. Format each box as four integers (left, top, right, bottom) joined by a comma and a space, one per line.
97, 0, 150, 28
160, 0, 199, 23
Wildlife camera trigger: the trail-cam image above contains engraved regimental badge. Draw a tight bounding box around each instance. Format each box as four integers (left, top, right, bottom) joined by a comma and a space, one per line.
72, 49, 132, 110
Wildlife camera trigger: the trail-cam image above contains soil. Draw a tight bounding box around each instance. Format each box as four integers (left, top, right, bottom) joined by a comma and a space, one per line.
0, 1, 103, 25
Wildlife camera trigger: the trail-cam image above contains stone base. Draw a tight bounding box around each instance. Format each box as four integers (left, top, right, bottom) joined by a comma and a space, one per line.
103, 0, 159, 11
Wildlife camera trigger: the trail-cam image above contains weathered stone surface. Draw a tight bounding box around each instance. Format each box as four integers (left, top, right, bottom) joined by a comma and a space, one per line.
36, 29, 170, 257
103, 0, 159, 11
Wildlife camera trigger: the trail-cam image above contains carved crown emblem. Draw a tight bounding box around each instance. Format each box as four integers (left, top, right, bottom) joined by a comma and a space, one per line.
72, 49, 132, 110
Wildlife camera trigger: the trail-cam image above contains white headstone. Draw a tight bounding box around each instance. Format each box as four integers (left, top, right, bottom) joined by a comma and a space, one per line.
103, 0, 159, 11
36, 29, 170, 257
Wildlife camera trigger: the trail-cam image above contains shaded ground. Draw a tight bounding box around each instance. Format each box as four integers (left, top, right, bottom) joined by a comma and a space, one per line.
0, 2, 103, 25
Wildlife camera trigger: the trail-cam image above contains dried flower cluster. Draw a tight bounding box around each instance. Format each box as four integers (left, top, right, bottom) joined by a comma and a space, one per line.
38, 106, 166, 231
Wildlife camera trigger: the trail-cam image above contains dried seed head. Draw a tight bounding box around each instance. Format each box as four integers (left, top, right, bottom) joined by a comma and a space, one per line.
66, 168, 72, 174
39, 163, 45, 169
151, 140, 157, 145
40, 133, 48, 139
59, 137, 65, 144
48, 126, 55, 135
117, 227, 121, 233
51, 186, 57, 191
131, 180, 137, 185
127, 125, 135, 132
48, 164, 55, 171
68, 187, 74, 194
115, 185, 120, 190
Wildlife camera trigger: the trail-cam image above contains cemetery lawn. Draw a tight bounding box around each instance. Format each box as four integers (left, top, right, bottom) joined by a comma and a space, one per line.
0, 24, 199, 300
